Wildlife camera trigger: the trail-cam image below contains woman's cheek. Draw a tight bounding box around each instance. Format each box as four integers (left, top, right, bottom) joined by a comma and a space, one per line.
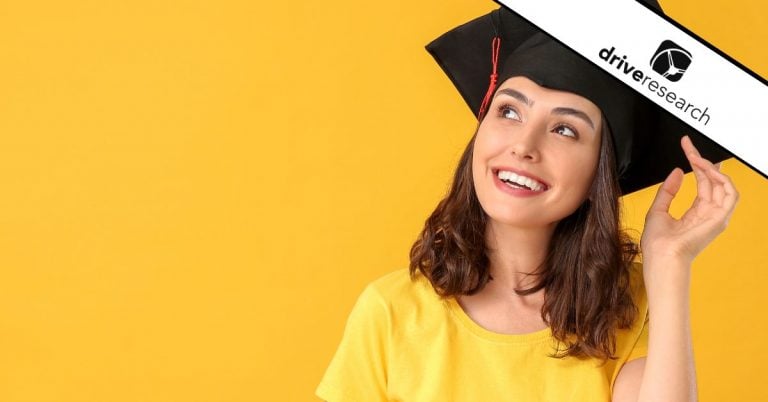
483, 129, 511, 152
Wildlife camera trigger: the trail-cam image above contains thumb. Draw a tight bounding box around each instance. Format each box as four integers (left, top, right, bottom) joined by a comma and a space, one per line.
649, 168, 684, 214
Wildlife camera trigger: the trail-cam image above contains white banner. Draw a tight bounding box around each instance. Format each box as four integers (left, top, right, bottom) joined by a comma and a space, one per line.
496, 0, 767, 178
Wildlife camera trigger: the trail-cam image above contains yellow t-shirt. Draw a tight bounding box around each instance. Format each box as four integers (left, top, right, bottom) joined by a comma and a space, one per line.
316, 263, 649, 402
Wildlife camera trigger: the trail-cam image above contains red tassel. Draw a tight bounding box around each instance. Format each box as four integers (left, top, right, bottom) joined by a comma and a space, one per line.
477, 36, 501, 121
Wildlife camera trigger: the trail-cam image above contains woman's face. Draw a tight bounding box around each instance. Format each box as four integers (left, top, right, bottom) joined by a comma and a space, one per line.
472, 76, 603, 230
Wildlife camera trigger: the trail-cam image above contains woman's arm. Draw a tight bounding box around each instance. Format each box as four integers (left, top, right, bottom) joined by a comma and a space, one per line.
643, 258, 698, 402
613, 258, 695, 402
635, 258, 697, 402
613, 135, 738, 402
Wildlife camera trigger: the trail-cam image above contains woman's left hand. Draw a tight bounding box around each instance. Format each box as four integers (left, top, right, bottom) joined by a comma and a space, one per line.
640, 135, 739, 266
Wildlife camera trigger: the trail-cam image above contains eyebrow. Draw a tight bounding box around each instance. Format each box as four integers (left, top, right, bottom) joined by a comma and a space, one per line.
494, 88, 533, 106
552, 107, 595, 130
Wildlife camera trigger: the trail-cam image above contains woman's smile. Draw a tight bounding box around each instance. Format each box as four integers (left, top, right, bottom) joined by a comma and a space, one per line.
492, 167, 549, 197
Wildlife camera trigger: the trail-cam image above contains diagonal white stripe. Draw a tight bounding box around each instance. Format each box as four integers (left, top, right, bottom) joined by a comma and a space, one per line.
497, 0, 768, 178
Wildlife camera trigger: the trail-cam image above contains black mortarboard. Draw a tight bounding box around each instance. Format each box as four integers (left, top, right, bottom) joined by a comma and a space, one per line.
425, 2, 733, 195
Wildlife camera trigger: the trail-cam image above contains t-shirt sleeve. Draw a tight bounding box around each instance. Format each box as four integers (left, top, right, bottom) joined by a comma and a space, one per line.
316, 283, 390, 402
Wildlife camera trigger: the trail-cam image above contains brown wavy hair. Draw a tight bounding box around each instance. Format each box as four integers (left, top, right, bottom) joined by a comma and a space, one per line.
408, 115, 640, 362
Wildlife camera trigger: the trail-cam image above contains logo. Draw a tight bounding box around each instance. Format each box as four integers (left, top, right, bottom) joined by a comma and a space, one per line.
649, 40, 692, 82
598, 45, 711, 126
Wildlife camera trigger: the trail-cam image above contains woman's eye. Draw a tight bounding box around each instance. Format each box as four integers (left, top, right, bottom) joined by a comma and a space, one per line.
554, 125, 577, 138
498, 105, 521, 121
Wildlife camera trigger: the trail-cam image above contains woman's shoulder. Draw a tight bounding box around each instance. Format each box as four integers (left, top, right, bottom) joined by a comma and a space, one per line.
366, 268, 437, 298
359, 268, 444, 313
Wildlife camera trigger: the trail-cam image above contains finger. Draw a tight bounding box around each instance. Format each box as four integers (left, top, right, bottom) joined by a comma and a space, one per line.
687, 152, 739, 226
701, 165, 739, 219
713, 170, 739, 211
690, 153, 734, 198
681, 137, 732, 204
680, 134, 702, 157
682, 136, 712, 202
650, 167, 684, 214
687, 154, 724, 205
723, 182, 739, 225
711, 174, 725, 205
682, 136, 728, 180
713, 177, 738, 230
700, 160, 734, 205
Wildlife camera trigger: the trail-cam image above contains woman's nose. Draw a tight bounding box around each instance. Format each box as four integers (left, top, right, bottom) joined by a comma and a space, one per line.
509, 125, 542, 161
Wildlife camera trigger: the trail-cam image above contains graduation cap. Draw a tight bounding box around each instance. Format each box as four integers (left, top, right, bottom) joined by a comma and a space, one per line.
425, 1, 733, 195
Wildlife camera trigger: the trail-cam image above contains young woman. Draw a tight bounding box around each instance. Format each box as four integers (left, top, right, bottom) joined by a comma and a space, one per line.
317, 4, 737, 402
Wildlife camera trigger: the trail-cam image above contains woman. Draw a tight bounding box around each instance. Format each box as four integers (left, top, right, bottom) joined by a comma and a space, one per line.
317, 4, 737, 402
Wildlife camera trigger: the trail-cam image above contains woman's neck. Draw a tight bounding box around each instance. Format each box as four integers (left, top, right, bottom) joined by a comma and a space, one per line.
484, 221, 555, 294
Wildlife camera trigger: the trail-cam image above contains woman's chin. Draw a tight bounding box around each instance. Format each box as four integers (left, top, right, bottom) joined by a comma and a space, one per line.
485, 214, 558, 231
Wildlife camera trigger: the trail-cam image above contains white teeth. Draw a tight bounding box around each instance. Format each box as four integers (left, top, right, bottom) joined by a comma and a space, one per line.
497, 170, 545, 192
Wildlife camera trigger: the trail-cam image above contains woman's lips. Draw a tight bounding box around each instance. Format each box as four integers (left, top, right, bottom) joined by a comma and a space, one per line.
493, 171, 548, 197
492, 166, 550, 189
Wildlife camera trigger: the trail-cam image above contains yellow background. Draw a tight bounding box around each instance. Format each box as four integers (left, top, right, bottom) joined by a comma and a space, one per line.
0, 0, 764, 401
